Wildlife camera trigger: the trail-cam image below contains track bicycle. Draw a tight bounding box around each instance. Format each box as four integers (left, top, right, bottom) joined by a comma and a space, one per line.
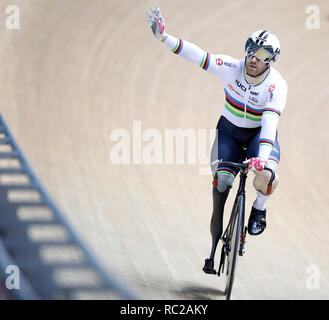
215, 158, 275, 300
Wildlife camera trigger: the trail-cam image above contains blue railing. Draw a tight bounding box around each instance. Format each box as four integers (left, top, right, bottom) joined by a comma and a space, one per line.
0, 113, 136, 299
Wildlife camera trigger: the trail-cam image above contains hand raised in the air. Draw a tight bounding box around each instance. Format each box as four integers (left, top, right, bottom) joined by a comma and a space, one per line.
146, 7, 168, 42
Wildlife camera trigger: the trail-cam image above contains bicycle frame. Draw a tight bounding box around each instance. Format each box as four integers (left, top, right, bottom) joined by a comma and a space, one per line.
216, 160, 274, 300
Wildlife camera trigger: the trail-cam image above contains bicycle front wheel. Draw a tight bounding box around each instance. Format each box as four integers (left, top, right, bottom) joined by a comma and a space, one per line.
224, 195, 244, 300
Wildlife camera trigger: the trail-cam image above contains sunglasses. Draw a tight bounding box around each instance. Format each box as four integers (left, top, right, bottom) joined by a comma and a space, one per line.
245, 39, 275, 63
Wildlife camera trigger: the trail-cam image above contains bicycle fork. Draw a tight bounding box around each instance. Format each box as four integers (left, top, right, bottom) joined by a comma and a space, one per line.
237, 171, 247, 257
239, 226, 247, 256
217, 206, 247, 276
238, 193, 247, 257
217, 196, 239, 276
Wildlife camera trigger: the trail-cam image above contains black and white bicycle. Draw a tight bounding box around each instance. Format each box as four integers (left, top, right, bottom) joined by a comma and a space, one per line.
213, 159, 274, 300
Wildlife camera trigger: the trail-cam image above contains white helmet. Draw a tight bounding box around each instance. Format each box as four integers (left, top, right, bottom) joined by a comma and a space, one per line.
245, 30, 281, 63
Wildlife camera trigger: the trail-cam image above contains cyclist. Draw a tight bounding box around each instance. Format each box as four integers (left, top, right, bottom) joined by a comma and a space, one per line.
146, 8, 288, 274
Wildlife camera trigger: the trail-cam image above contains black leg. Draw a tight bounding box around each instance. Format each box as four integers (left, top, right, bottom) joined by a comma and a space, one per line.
209, 187, 230, 258
203, 187, 230, 274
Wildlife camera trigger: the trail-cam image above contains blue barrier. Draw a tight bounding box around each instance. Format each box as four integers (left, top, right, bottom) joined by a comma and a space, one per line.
0, 114, 136, 299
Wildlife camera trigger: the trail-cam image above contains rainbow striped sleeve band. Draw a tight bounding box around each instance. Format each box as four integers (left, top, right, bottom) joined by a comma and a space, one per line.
268, 156, 279, 165
216, 167, 237, 179
263, 108, 281, 117
200, 53, 210, 70
259, 138, 274, 148
172, 39, 183, 54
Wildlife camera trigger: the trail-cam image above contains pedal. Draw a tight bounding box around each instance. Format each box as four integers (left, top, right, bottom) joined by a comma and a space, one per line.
202, 258, 217, 275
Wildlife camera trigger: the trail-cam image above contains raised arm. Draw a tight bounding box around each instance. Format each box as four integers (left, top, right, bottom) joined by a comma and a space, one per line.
146, 7, 224, 75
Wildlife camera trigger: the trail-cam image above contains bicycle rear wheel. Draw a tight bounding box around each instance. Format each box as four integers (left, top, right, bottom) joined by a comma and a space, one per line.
224, 195, 244, 300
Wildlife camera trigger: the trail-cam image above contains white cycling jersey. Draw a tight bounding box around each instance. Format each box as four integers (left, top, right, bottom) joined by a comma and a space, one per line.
163, 35, 288, 161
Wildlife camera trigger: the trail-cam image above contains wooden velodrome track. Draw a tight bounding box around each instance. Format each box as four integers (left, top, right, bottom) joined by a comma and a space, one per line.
0, 0, 328, 299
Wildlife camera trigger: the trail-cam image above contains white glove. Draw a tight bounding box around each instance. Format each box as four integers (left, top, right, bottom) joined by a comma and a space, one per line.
146, 7, 168, 42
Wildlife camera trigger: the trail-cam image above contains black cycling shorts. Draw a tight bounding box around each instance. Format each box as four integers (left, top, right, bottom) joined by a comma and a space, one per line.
211, 116, 280, 178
